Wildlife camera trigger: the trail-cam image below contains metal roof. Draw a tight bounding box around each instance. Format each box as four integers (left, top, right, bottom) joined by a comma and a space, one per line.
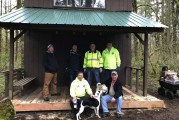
0, 8, 167, 32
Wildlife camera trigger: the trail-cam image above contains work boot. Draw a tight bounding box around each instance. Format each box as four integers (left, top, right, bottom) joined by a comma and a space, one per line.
71, 113, 77, 120
115, 112, 124, 118
102, 112, 110, 117
51, 93, 61, 96
116, 113, 121, 118
44, 97, 49, 101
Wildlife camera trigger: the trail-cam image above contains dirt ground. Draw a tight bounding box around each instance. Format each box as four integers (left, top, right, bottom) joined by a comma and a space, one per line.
13, 82, 179, 120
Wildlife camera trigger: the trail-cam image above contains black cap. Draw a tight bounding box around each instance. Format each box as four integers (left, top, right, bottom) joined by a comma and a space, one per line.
106, 40, 112, 44
90, 42, 95, 45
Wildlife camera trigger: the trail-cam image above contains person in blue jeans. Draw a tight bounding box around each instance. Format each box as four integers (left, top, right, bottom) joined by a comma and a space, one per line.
83, 43, 103, 85
102, 41, 121, 80
101, 71, 123, 118
68, 44, 82, 84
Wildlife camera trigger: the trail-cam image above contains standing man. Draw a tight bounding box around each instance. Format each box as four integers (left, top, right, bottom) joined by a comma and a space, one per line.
70, 72, 94, 118
94, 0, 105, 8
82, 0, 93, 7
43, 44, 60, 101
71, 0, 80, 7
101, 71, 123, 118
68, 44, 81, 83
83, 43, 103, 85
102, 41, 121, 80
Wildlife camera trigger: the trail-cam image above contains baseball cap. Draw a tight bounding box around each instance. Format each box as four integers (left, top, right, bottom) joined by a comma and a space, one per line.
47, 44, 53, 49
111, 71, 118, 75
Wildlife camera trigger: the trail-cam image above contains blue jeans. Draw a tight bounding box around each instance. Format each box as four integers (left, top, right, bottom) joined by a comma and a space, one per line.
101, 95, 123, 113
104, 69, 116, 80
86, 68, 100, 85
69, 69, 78, 83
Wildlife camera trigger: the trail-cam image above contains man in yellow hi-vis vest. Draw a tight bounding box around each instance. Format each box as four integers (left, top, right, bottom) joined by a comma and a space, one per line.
102, 41, 121, 80
83, 43, 103, 85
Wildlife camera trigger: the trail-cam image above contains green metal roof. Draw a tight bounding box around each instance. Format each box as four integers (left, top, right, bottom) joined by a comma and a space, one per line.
0, 8, 167, 32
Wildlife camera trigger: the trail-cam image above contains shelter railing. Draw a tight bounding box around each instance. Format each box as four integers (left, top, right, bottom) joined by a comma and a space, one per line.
125, 66, 144, 93
1, 68, 25, 97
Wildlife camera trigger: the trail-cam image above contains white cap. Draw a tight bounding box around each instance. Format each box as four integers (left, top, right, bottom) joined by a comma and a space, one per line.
47, 44, 53, 49
111, 71, 118, 75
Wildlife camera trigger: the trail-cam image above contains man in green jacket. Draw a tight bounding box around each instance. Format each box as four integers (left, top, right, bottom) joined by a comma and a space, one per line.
70, 71, 94, 118
102, 41, 121, 80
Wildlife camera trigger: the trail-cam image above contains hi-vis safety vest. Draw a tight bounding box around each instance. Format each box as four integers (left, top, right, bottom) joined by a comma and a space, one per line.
102, 47, 121, 70
83, 50, 103, 68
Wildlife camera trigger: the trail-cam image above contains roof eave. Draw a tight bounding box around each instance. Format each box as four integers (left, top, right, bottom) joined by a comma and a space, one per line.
0, 23, 165, 33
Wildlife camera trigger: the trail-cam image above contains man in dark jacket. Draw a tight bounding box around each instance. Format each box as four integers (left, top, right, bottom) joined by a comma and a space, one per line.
68, 44, 81, 83
43, 44, 60, 101
101, 71, 123, 118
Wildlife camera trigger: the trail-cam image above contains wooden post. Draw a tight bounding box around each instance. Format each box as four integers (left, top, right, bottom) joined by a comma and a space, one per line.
130, 68, 132, 89
143, 33, 148, 96
9, 29, 14, 99
136, 69, 139, 93
125, 67, 128, 86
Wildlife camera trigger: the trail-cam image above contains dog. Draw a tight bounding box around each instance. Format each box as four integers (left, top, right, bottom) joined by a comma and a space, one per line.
76, 83, 108, 120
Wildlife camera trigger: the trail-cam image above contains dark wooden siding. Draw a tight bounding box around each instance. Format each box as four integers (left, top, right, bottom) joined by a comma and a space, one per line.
25, 0, 53, 8
24, 30, 131, 86
106, 0, 133, 11
24, 0, 133, 11
38, 0, 44, 7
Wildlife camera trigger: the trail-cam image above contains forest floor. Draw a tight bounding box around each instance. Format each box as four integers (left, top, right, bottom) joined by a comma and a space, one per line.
12, 79, 179, 120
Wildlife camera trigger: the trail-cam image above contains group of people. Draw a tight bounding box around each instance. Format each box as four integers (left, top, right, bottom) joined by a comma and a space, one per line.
42, 41, 123, 119
69, 41, 121, 85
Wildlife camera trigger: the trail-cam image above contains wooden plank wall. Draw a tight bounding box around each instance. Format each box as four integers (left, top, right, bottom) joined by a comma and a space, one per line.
106, 0, 133, 11
24, 30, 131, 86
24, 0, 53, 8
24, 0, 133, 11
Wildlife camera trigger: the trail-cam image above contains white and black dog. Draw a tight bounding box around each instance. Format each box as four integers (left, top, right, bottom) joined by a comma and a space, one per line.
76, 83, 108, 120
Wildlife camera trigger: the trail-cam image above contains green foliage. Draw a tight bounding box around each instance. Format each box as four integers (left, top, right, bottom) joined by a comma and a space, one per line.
0, 98, 16, 120
132, 0, 179, 81
0, 74, 5, 97
0, 29, 24, 97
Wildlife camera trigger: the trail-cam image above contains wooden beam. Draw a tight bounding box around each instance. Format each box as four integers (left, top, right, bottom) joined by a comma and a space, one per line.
136, 69, 139, 93
125, 67, 129, 86
14, 30, 26, 42
122, 87, 142, 99
12, 100, 166, 112
9, 29, 14, 99
134, 33, 144, 45
143, 33, 149, 96
129, 68, 133, 89
11, 86, 166, 112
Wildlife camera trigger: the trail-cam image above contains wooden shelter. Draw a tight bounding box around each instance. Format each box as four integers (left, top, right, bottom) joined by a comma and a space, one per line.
0, 0, 167, 111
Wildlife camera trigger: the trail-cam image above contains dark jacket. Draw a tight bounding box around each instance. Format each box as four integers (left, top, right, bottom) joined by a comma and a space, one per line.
69, 50, 81, 70
102, 78, 123, 99
43, 52, 59, 73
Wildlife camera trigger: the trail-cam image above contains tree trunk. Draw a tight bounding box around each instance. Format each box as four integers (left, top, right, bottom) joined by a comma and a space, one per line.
132, 0, 139, 60
0, 0, 2, 65
14, 0, 23, 65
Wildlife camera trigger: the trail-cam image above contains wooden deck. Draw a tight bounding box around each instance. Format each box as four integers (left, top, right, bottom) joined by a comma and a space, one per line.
12, 87, 166, 112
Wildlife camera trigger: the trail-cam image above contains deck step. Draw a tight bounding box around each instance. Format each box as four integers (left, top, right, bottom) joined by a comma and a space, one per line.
12, 87, 166, 112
